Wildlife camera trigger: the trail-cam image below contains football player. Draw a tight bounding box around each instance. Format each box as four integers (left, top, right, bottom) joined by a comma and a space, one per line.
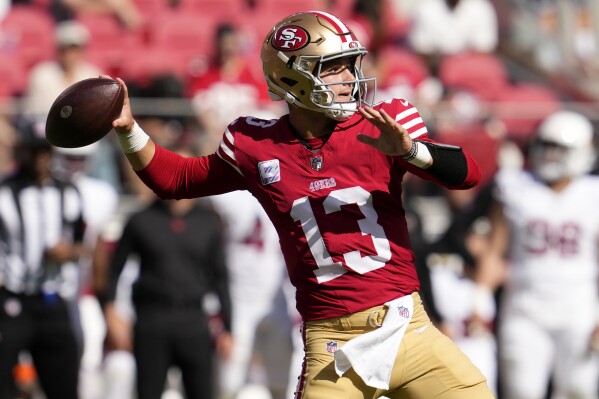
476, 110, 599, 399
209, 190, 300, 399
107, 10, 494, 399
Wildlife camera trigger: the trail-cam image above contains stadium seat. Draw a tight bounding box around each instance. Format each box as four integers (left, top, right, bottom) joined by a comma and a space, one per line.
76, 13, 143, 49
75, 14, 145, 79
119, 44, 205, 86
323, 0, 355, 19
0, 54, 28, 98
491, 82, 561, 143
148, 10, 219, 60
251, 0, 321, 22
84, 47, 121, 76
0, 5, 55, 68
377, 47, 431, 89
131, 0, 171, 19
176, 0, 248, 20
437, 52, 509, 101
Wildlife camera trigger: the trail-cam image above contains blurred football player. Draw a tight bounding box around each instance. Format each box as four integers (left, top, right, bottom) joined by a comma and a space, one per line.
476, 110, 599, 399
209, 190, 299, 399
106, 10, 493, 398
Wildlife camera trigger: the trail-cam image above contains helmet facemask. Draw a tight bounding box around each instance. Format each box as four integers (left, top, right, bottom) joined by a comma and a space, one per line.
311, 53, 374, 121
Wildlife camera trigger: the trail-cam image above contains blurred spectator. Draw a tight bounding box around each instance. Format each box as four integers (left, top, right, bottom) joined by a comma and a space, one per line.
209, 191, 300, 399
0, 0, 8, 20
102, 161, 233, 399
0, 117, 18, 180
20, 20, 121, 194
189, 22, 281, 153
51, 143, 119, 399
345, 0, 410, 52
129, 74, 188, 149
513, 0, 598, 74
374, 46, 444, 109
123, 74, 189, 200
407, 0, 499, 69
476, 110, 599, 398
22, 20, 101, 119
0, 123, 86, 399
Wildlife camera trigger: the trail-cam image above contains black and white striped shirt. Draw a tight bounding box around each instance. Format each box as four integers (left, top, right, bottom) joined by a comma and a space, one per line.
0, 176, 85, 297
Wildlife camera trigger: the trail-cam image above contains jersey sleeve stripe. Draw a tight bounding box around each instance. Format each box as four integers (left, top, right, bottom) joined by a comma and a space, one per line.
216, 145, 243, 175
409, 127, 428, 139
394, 105, 428, 138
215, 129, 243, 175
395, 107, 418, 121
224, 129, 235, 145
401, 117, 424, 130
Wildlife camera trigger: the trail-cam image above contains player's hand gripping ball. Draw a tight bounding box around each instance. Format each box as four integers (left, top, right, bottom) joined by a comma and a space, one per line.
45, 77, 125, 148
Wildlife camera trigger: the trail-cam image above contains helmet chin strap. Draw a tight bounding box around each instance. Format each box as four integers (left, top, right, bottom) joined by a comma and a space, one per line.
325, 102, 358, 121
267, 76, 357, 120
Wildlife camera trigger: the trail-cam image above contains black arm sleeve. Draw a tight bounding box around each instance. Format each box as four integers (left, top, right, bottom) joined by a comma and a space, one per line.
421, 141, 468, 186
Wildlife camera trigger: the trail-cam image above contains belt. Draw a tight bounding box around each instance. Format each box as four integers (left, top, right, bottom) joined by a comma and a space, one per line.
306, 292, 420, 331
307, 304, 389, 331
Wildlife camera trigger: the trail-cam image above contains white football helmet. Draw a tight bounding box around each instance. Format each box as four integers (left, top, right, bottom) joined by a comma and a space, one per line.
52, 142, 99, 180
530, 110, 597, 182
260, 11, 376, 121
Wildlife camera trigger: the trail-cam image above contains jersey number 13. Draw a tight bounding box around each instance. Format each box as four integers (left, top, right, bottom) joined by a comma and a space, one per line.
290, 186, 391, 283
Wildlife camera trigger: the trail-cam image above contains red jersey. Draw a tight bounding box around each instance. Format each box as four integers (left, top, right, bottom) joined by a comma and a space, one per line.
137, 98, 480, 321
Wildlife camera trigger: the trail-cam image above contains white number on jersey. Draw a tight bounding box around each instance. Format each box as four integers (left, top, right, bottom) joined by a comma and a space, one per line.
290, 186, 391, 283
524, 219, 581, 257
246, 117, 277, 128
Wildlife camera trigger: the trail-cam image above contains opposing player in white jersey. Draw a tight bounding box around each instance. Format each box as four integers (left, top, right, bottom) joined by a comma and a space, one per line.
209, 190, 300, 399
478, 110, 599, 399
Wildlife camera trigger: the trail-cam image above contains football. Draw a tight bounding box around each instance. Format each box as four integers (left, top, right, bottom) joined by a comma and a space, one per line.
45, 77, 124, 148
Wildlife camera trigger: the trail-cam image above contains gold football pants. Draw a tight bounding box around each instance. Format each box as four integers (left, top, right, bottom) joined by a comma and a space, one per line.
295, 292, 495, 399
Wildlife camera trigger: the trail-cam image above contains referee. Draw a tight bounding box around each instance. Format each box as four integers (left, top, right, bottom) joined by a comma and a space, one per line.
0, 123, 86, 399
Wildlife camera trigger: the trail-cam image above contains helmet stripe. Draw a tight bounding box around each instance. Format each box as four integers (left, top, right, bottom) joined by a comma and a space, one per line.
309, 10, 353, 42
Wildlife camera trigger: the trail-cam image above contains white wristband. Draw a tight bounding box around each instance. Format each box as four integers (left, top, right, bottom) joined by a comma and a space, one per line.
402, 141, 432, 168
117, 122, 150, 153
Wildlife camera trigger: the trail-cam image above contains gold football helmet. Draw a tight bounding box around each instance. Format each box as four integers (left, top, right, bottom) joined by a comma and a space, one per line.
261, 11, 376, 121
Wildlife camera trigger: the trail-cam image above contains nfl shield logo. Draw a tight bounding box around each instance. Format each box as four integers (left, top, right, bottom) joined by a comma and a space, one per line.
326, 341, 338, 353
397, 306, 410, 319
310, 156, 323, 171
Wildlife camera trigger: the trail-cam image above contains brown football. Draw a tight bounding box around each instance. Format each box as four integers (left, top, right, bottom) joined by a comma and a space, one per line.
45, 78, 124, 148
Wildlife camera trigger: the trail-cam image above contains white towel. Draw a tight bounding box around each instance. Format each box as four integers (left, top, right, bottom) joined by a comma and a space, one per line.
334, 295, 414, 389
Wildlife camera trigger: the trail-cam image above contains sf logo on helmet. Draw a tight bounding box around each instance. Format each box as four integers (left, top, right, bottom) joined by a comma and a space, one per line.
273, 25, 309, 51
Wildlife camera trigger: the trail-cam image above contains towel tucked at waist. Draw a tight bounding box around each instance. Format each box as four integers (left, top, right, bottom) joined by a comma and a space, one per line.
334, 294, 414, 389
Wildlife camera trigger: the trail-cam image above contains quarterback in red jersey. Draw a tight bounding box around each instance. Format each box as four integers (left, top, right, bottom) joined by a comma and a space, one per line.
109, 10, 494, 399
